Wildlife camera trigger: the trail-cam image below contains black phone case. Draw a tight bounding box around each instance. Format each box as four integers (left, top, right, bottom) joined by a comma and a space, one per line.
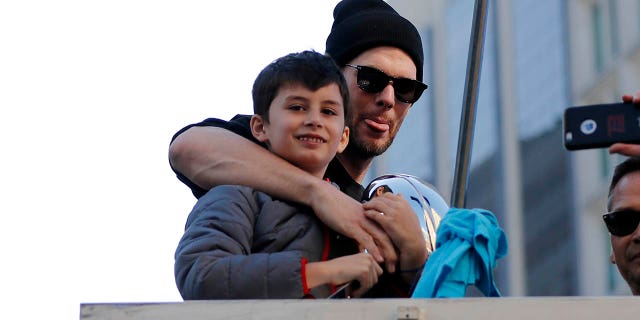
563, 102, 640, 150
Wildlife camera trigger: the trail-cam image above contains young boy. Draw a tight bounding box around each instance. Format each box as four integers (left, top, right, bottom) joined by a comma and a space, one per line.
174, 51, 383, 299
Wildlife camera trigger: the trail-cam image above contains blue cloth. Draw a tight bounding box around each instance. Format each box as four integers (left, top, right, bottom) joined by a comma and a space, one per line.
411, 208, 508, 298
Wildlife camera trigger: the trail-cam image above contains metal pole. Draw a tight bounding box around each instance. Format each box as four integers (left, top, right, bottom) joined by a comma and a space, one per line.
450, 0, 489, 208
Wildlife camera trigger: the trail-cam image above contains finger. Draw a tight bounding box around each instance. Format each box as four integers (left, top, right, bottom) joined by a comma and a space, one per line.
609, 143, 620, 153
374, 259, 384, 275
351, 285, 367, 298
369, 262, 382, 289
352, 229, 383, 263
368, 271, 375, 291
360, 215, 387, 242
370, 263, 380, 288
364, 209, 387, 224
363, 199, 394, 218
369, 254, 382, 286
623, 92, 640, 104
609, 143, 640, 157
366, 193, 408, 214
357, 271, 374, 294
362, 197, 384, 211
364, 210, 399, 245
609, 143, 625, 154
369, 231, 398, 276
363, 222, 398, 273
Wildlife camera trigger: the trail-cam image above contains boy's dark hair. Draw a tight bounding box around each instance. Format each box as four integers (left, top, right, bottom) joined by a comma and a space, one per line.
252, 50, 349, 122
608, 157, 640, 210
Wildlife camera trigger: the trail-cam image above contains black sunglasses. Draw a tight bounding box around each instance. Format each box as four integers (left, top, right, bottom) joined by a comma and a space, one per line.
603, 209, 640, 236
346, 64, 428, 104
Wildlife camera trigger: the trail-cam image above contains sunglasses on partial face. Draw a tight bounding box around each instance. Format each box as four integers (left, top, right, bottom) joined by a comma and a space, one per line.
603, 209, 640, 236
345, 64, 428, 104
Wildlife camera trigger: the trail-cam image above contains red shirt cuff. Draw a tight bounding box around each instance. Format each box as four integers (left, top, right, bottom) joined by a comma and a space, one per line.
301, 257, 310, 295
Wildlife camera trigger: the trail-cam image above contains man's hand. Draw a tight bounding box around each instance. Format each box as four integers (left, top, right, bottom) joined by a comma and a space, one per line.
362, 193, 429, 275
308, 180, 397, 271
609, 91, 640, 156
609, 143, 640, 156
621, 91, 640, 104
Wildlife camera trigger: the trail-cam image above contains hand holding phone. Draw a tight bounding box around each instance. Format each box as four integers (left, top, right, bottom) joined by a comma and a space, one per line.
563, 102, 640, 150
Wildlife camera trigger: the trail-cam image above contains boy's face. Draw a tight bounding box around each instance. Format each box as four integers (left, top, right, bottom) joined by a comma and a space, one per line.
251, 83, 349, 178
609, 171, 640, 295
341, 46, 417, 159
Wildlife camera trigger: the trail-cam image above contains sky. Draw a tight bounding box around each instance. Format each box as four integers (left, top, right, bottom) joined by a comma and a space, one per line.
0, 1, 341, 319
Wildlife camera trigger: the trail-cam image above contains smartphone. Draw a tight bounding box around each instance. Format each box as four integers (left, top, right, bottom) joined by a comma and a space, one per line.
563, 102, 640, 150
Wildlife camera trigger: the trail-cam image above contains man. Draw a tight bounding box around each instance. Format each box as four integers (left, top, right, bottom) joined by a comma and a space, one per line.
169, 0, 428, 276
604, 156, 640, 295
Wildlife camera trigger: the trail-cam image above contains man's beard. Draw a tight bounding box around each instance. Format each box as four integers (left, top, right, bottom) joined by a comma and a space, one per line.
343, 130, 395, 159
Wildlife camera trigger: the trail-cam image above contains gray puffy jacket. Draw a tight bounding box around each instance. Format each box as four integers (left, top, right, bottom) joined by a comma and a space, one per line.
174, 185, 330, 299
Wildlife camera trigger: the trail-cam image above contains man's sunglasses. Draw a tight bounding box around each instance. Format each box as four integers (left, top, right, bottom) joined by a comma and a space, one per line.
603, 209, 640, 236
346, 64, 428, 104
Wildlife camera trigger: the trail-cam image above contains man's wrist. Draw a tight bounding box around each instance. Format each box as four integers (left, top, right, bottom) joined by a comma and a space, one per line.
398, 249, 429, 273
399, 263, 425, 273
305, 177, 334, 209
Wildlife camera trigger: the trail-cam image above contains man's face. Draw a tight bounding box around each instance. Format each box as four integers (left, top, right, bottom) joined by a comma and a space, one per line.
341, 46, 417, 159
609, 171, 640, 295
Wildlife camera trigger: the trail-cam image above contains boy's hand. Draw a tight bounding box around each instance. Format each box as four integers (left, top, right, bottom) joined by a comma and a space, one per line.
329, 253, 383, 298
609, 91, 640, 156
306, 253, 383, 298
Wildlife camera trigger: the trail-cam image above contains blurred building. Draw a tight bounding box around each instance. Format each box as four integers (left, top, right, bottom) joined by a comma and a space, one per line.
377, 0, 640, 296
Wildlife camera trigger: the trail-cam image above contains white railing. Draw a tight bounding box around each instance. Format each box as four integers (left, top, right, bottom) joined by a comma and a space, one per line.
80, 297, 639, 320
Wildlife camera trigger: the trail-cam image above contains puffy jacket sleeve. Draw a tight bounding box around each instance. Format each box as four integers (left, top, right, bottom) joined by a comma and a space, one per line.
174, 185, 305, 299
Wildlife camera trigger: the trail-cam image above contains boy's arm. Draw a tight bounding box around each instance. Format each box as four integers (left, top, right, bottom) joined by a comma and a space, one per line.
169, 125, 394, 265
175, 186, 309, 299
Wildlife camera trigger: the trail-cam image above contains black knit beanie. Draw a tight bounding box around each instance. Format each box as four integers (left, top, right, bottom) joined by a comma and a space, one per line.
325, 0, 424, 82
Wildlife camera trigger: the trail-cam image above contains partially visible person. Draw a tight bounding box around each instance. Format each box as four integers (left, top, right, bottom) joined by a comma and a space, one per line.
169, 0, 429, 276
604, 156, 640, 295
608, 91, 640, 156
174, 51, 385, 299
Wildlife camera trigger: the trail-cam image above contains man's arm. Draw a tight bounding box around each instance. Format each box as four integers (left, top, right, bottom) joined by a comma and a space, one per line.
169, 125, 393, 264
